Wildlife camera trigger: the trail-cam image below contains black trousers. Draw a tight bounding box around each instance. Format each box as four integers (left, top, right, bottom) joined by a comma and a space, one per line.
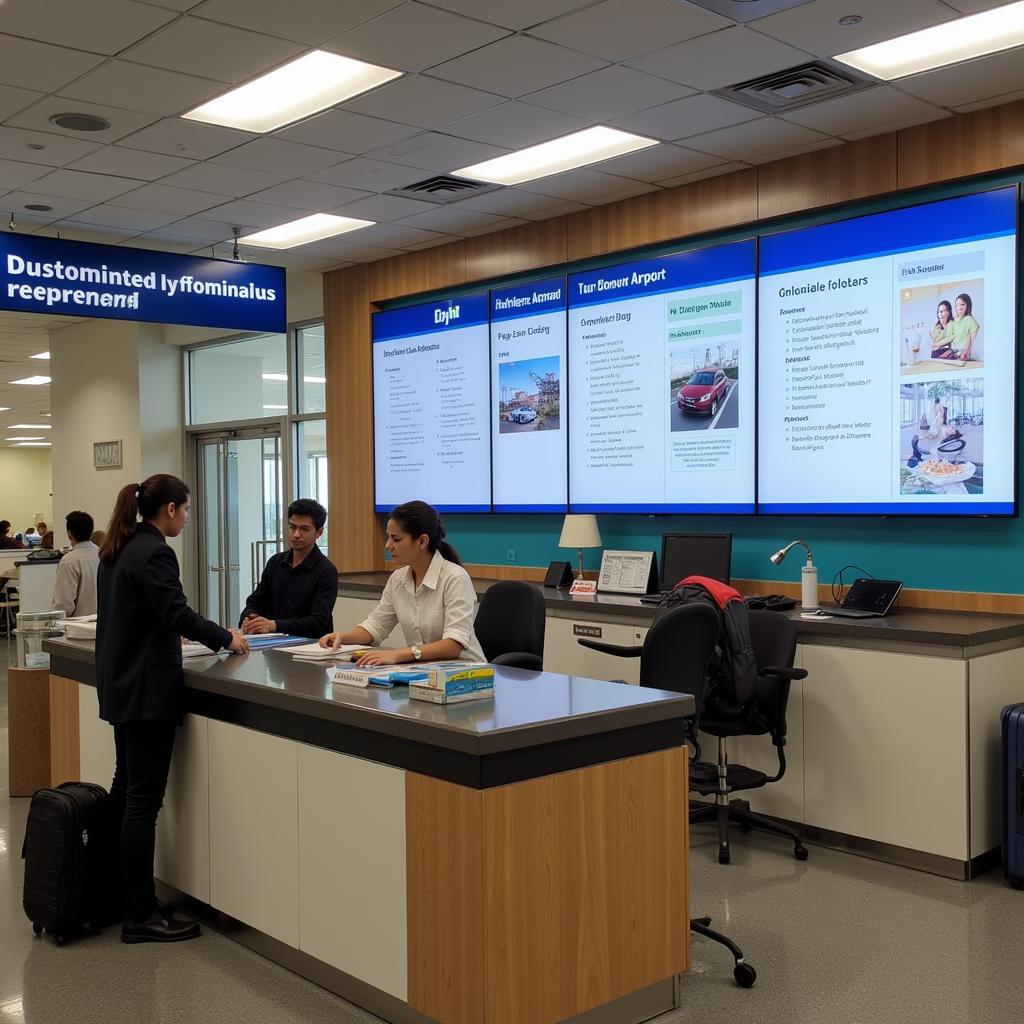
109, 720, 177, 923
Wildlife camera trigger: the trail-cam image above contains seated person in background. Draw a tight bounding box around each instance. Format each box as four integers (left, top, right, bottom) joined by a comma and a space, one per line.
24, 527, 40, 548
52, 511, 99, 617
36, 520, 48, 536
319, 500, 484, 667
0, 521, 25, 549
240, 498, 337, 638
40, 530, 55, 550
90, 529, 106, 547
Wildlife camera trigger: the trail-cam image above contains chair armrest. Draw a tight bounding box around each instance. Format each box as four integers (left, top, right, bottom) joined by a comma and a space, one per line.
577, 639, 643, 658
490, 652, 543, 671
759, 665, 808, 681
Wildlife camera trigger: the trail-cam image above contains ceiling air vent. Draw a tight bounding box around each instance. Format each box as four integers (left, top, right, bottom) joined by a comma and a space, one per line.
386, 174, 500, 205
713, 61, 870, 114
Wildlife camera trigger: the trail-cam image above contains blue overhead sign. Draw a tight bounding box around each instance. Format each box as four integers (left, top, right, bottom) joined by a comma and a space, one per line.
0, 233, 286, 332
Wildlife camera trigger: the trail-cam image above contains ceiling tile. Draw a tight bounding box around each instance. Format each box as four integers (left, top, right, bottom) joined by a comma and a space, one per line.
430, 35, 607, 97
524, 66, 695, 120
426, 0, 593, 30
118, 118, 256, 160
245, 180, 372, 211
122, 17, 305, 83
119, 237, 203, 253
32, 221, 135, 243
332, 193, 439, 221
451, 186, 582, 217
955, 87, 1024, 114
459, 215, 528, 236
3, 190, 94, 220
67, 146, 196, 180
364, 132, 508, 173
518, 168, 650, 201
628, 26, 812, 91
345, 222, 448, 248
192, 0, 402, 44
897, 47, 1024, 109
0, 158, 48, 191
0, 0, 175, 55
612, 93, 760, 141
210, 137, 347, 175
584, 179, 661, 206
684, 117, 829, 161
842, 111, 951, 140
322, 2, 509, 73
275, 109, 419, 154
780, 85, 947, 136
657, 161, 747, 188
941, 0, 1017, 9
111, 182, 226, 215
345, 75, 505, 129
444, 103, 590, 149
286, 236, 402, 261
157, 161, 287, 196
29, 168, 145, 202
0, 36, 104, 93
202, 198, 316, 228
65, 204, 182, 231
595, 143, 724, 183
153, 215, 238, 243
395, 205, 510, 234
401, 232, 463, 250
0, 126, 102, 167
752, 0, 959, 57
6, 97, 160, 145
305, 157, 425, 191
529, 0, 729, 62
60, 62, 228, 118
0, 84, 43, 121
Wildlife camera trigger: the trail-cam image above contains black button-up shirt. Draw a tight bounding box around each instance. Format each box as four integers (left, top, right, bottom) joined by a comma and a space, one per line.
240, 544, 338, 639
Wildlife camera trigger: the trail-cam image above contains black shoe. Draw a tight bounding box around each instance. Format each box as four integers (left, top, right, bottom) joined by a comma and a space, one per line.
157, 901, 195, 924
121, 911, 201, 944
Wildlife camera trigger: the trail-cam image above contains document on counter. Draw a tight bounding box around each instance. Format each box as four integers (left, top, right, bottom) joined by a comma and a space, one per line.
289, 642, 374, 661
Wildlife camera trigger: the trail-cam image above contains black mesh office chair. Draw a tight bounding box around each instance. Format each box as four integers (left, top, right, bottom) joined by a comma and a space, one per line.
474, 581, 545, 670
690, 609, 808, 865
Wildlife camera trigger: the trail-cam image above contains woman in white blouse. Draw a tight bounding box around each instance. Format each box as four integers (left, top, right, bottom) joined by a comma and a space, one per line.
319, 501, 485, 666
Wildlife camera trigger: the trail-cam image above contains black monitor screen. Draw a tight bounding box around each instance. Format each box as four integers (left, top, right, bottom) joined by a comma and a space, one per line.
660, 532, 732, 589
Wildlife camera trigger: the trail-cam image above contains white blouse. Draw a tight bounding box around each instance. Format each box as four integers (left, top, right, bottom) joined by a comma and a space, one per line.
358, 551, 485, 663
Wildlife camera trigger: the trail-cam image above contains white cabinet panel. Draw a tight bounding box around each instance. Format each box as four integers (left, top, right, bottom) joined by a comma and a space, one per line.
209, 720, 299, 945
802, 646, 968, 860
544, 617, 646, 683
78, 683, 114, 787
297, 745, 407, 999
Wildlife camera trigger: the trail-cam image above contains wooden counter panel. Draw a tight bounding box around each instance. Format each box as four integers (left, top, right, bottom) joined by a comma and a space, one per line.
48, 673, 80, 786
8, 668, 50, 796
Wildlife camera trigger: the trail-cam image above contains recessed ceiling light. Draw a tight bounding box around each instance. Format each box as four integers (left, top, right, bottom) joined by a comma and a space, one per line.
239, 213, 373, 250
8, 376, 50, 385
263, 404, 288, 410
6, 436, 45, 441
836, 1, 1024, 79
838, 14, 862, 26
14, 441, 51, 447
30, 351, 50, 360
0, 407, 9, 413
454, 126, 659, 186
24, 204, 53, 213
10, 423, 51, 429
26, 143, 45, 151
49, 112, 110, 132
184, 50, 402, 133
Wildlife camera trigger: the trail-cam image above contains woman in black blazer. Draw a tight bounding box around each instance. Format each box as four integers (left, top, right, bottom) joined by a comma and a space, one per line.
96, 474, 248, 944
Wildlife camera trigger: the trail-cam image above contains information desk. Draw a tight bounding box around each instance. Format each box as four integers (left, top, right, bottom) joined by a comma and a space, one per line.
46, 637, 695, 1024
336, 574, 1024, 880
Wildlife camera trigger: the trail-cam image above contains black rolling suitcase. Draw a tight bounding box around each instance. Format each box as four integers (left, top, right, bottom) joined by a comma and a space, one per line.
1003, 704, 1024, 890
22, 782, 119, 944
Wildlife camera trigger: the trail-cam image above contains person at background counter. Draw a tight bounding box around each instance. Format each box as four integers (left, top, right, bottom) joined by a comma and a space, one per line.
240, 498, 337, 639
319, 500, 485, 666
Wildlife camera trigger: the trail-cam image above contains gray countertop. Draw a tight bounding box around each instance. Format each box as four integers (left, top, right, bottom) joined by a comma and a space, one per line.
338, 572, 1024, 647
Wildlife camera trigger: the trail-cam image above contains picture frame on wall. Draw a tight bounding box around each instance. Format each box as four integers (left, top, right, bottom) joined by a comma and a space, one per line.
93, 440, 122, 470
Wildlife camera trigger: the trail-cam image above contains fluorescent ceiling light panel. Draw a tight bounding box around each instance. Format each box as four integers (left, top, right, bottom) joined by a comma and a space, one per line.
6, 436, 45, 441
30, 351, 50, 360
240, 213, 373, 250
835, 1, 1024, 79
183, 50, 402, 133
454, 126, 659, 186
10, 423, 51, 429
14, 442, 50, 447
0, 407, 8, 412
8, 376, 50, 385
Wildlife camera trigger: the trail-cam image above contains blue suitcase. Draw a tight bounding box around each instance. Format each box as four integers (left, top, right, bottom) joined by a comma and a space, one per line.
1002, 704, 1024, 890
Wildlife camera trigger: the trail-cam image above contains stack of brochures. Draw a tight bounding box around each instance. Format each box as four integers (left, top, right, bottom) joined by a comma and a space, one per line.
288, 642, 374, 662
408, 662, 495, 704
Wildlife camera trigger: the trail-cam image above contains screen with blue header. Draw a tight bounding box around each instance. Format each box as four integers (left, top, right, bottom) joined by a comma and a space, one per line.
568, 239, 756, 513
758, 185, 1018, 516
490, 278, 568, 513
373, 293, 491, 513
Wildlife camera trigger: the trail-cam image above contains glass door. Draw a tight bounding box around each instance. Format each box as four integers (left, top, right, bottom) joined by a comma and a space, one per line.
196, 427, 283, 626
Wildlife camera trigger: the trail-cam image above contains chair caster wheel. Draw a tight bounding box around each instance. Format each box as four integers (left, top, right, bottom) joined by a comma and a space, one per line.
32, 922, 43, 935
795, 845, 809, 861
719, 849, 731, 865
734, 962, 757, 988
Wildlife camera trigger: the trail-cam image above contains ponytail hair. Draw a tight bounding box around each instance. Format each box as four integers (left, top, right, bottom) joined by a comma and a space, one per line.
389, 500, 462, 566
99, 473, 190, 563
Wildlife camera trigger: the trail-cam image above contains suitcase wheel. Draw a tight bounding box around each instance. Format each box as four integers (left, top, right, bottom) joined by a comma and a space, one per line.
1010, 875, 1024, 891
32, 923, 42, 936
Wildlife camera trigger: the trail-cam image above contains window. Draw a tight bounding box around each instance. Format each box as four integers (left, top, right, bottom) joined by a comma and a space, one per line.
297, 324, 326, 414
296, 418, 328, 552
188, 334, 288, 424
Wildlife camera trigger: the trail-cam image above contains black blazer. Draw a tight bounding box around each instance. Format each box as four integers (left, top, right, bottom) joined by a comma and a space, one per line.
96, 523, 232, 724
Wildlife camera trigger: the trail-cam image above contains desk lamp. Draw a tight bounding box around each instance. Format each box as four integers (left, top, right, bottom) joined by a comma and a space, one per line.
769, 539, 818, 608
558, 515, 602, 580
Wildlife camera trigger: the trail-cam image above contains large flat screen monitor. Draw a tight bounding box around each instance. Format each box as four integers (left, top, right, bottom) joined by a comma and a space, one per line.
758, 185, 1018, 516
567, 239, 757, 513
490, 277, 568, 512
660, 532, 732, 589
372, 293, 491, 513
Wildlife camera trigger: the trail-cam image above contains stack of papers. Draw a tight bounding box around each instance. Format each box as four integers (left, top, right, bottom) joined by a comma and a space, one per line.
289, 642, 374, 661
182, 641, 221, 659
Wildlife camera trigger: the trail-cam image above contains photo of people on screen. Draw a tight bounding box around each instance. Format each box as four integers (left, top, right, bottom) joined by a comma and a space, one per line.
932, 293, 980, 362
899, 277, 983, 374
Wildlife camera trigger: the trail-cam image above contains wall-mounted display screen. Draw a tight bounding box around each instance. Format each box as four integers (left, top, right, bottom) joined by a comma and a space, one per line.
758, 186, 1018, 516
372, 293, 491, 513
567, 239, 756, 513
490, 278, 568, 512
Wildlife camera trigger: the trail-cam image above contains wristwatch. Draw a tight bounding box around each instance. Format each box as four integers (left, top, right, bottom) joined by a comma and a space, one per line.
410, 645, 423, 661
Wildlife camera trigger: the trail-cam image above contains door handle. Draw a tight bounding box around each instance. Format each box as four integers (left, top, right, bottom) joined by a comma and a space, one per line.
207, 565, 224, 572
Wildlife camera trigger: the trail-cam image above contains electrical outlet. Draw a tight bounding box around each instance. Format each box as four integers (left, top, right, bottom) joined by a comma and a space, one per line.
506, 548, 517, 562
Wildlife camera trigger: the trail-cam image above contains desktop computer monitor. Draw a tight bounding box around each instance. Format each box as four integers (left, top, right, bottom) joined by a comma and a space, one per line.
660, 532, 732, 590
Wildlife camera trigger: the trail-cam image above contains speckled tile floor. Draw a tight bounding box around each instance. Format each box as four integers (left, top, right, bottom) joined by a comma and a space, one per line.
2, 641, 1023, 1024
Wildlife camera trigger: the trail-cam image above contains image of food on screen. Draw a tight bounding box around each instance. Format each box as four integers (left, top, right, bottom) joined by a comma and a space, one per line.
900, 277, 983, 374
669, 342, 738, 432
497, 355, 560, 433
899, 378, 983, 495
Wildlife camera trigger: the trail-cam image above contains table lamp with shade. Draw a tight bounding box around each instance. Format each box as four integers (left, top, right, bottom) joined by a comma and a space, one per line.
558, 514, 602, 580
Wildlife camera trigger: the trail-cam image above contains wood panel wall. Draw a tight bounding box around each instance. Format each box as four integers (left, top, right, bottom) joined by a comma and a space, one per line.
325, 98, 1024, 576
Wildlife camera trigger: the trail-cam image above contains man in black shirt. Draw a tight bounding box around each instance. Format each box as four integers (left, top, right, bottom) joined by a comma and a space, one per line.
240, 499, 337, 638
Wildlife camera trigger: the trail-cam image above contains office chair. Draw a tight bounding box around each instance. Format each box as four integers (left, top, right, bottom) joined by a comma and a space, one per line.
578, 602, 758, 988
690, 609, 808, 865
474, 580, 545, 670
